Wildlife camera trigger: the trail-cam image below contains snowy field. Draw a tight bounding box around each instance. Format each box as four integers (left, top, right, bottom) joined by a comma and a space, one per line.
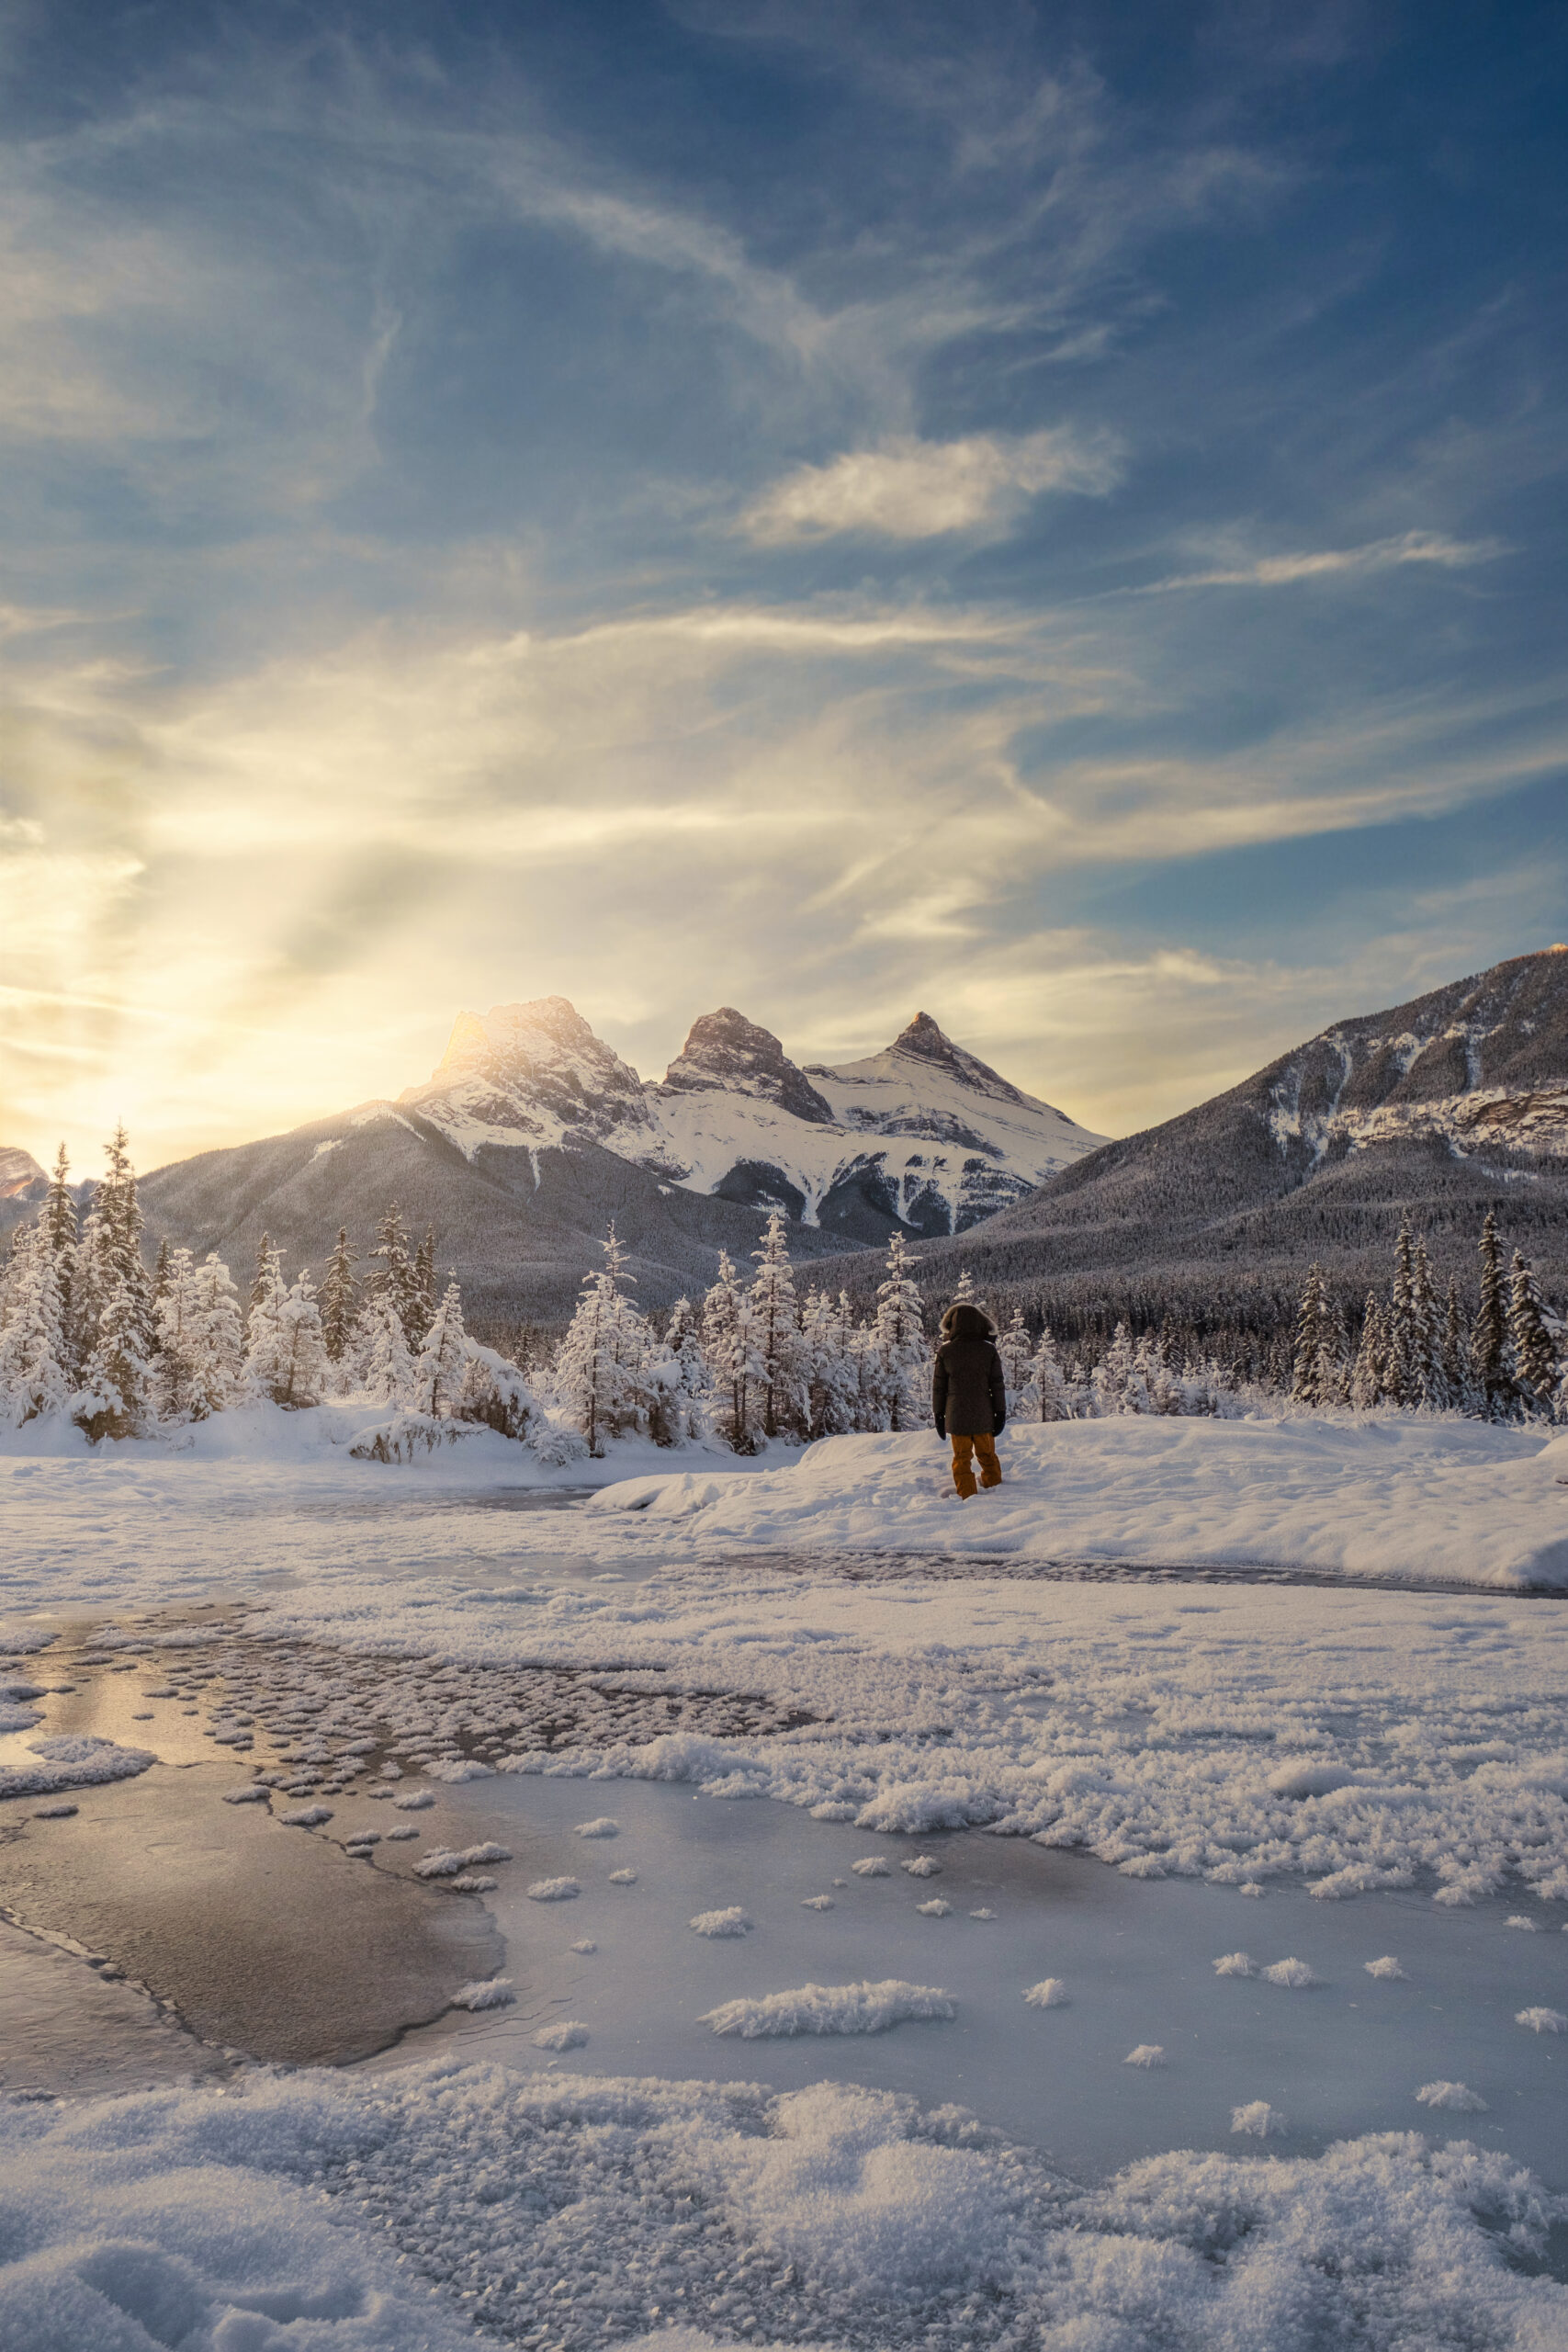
4, 1412, 1567, 2348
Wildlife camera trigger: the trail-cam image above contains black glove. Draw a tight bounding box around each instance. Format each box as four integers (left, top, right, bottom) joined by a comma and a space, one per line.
994, 1414, 1006, 1437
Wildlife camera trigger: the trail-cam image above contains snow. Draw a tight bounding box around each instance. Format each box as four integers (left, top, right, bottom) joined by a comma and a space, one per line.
1022, 1980, 1068, 2008
1213, 1951, 1258, 1977
801, 1894, 836, 1910
0, 1735, 153, 1800
1416, 2081, 1489, 2111
589, 1419, 1568, 1589
221, 1784, 269, 1804
1365, 1956, 1407, 1979
573, 1815, 620, 1838
915, 1897, 952, 1916
1230, 2100, 1284, 2135
1124, 2044, 1166, 2066
700, 1981, 958, 2038
533, 2020, 590, 2051
448, 1978, 514, 2011
1515, 2007, 1565, 2032
525, 1876, 581, 1901
690, 1907, 753, 1938
1261, 1958, 1320, 1988
851, 1857, 891, 1877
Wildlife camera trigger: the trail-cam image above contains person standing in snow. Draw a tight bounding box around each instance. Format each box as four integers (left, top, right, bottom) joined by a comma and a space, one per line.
931, 1300, 1007, 1498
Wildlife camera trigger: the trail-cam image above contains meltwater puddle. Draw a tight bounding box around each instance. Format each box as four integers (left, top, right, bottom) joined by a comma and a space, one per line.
368, 1773, 1568, 2190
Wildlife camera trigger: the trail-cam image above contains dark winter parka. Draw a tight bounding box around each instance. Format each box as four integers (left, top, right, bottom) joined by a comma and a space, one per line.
931, 1303, 1007, 1438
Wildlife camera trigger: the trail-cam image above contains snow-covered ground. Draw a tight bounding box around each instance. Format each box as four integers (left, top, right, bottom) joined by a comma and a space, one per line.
4, 1412, 1567, 2348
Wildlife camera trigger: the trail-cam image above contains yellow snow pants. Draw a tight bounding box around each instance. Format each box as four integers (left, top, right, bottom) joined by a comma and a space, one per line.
951, 1432, 1002, 1498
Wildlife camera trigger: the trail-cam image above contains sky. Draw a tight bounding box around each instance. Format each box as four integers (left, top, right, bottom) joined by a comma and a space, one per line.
2, 0, 1566, 1175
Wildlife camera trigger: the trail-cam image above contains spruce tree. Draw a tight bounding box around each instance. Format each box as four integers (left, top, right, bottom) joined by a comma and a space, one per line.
189, 1254, 246, 1416
664, 1296, 708, 1423
1031, 1325, 1071, 1421
800, 1286, 856, 1440
1092, 1323, 1138, 1415
414, 1280, 468, 1419
557, 1227, 653, 1453
1291, 1265, 1330, 1407
361, 1291, 415, 1408
248, 1271, 330, 1408
1506, 1250, 1557, 1418
1349, 1295, 1385, 1411
370, 1204, 425, 1346
412, 1227, 438, 1348
1472, 1209, 1508, 1419
750, 1212, 806, 1442
1383, 1224, 1417, 1408
73, 1126, 153, 1375
249, 1231, 277, 1322
873, 1228, 927, 1433
152, 1246, 201, 1421
319, 1228, 360, 1363
0, 1221, 71, 1427
998, 1307, 1034, 1415
1411, 1238, 1443, 1408
43, 1144, 78, 1374
701, 1250, 761, 1453
1442, 1277, 1471, 1412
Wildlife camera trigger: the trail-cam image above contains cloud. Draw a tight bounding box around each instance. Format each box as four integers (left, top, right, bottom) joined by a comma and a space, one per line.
1137, 530, 1507, 594
739, 429, 1122, 544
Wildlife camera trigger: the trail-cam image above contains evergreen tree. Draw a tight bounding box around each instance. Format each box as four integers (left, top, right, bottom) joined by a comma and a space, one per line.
556, 1226, 653, 1454
1411, 1238, 1444, 1408
248, 1231, 277, 1324
1383, 1224, 1417, 1408
1092, 1322, 1142, 1415
152, 1246, 202, 1421
152, 1237, 172, 1307
0, 1220, 71, 1427
1136, 1331, 1181, 1415
319, 1227, 360, 1364
750, 1212, 806, 1442
663, 1296, 708, 1439
73, 1126, 153, 1375
369, 1204, 424, 1345
361, 1290, 415, 1408
78, 1273, 151, 1441
872, 1228, 927, 1432
998, 1306, 1034, 1416
1291, 1264, 1331, 1407
1442, 1277, 1471, 1412
1031, 1325, 1071, 1421
1506, 1250, 1557, 1418
248, 1270, 330, 1408
701, 1250, 761, 1453
413, 1280, 468, 1418
1349, 1294, 1386, 1411
1472, 1209, 1509, 1419
42, 1144, 78, 1374
952, 1268, 976, 1306
188, 1254, 246, 1417
412, 1226, 438, 1349
801, 1287, 857, 1440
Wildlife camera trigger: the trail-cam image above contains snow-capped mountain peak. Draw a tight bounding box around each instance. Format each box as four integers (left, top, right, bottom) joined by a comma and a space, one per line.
401, 994, 1104, 1237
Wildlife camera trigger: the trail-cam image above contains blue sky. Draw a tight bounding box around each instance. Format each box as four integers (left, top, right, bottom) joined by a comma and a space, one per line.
2, 0, 1565, 1167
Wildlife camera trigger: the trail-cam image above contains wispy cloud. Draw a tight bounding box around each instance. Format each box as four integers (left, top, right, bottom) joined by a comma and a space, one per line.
1136, 530, 1508, 594
740, 429, 1122, 543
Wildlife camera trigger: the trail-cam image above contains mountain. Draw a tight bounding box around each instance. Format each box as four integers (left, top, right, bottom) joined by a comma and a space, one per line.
95, 1001, 1100, 1328
0, 1147, 46, 1200
875, 946, 1568, 1341
399, 998, 1103, 1238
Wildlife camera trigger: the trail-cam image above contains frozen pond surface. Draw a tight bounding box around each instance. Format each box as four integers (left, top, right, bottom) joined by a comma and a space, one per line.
375, 1772, 1568, 2189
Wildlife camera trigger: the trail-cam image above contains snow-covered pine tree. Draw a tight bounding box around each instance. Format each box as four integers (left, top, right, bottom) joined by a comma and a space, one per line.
998, 1307, 1034, 1417
1472, 1209, 1509, 1419
412, 1227, 438, 1350
1291, 1264, 1332, 1407
189, 1253, 246, 1416
849, 1309, 882, 1433
412, 1280, 468, 1419
243, 1239, 288, 1399
41, 1144, 78, 1377
872, 1228, 927, 1433
319, 1227, 360, 1363
360, 1290, 415, 1407
661, 1295, 708, 1441
152, 1246, 202, 1421
248, 1232, 276, 1325
952, 1267, 976, 1306
73, 1126, 153, 1377
1506, 1250, 1557, 1419
457, 1340, 537, 1442
701, 1250, 761, 1453
1382, 1224, 1417, 1408
249, 1271, 330, 1408
1411, 1238, 1445, 1408
152, 1237, 171, 1309
800, 1286, 857, 1439
0, 1220, 71, 1427
1442, 1277, 1471, 1412
1092, 1322, 1141, 1415
556, 1226, 653, 1454
1349, 1294, 1386, 1410
369, 1204, 424, 1347
1031, 1325, 1071, 1421
750, 1211, 806, 1442
78, 1270, 152, 1441
1135, 1331, 1181, 1415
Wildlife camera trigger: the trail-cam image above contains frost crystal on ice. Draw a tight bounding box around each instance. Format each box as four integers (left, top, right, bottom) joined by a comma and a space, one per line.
1213, 1951, 1258, 1977
448, 1978, 514, 2011
526, 1876, 581, 1901
384, 1825, 419, 1841
1022, 1980, 1067, 2007
1231, 2101, 1284, 2136
534, 2020, 589, 2051
574, 1816, 620, 1838
279, 1804, 333, 1826
701, 1979, 955, 2038
221, 1786, 269, 1804
852, 1857, 891, 1876
1416, 2081, 1488, 2111
690, 1908, 753, 1938
801, 1894, 835, 1911
1124, 2045, 1166, 2068
969, 1907, 997, 1920
570, 1939, 597, 1954
450, 1873, 497, 1892
1364, 1956, 1407, 1980
916, 1899, 951, 1917
1504, 1915, 1540, 1931
902, 1856, 941, 1877
608, 1868, 637, 1885
391, 1789, 435, 1810
1515, 2007, 1566, 2034
1261, 1958, 1319, 1988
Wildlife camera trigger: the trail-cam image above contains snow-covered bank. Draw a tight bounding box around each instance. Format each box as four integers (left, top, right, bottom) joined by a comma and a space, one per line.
3, 2060, 1563, 2352
592, 1418, 1568, 1589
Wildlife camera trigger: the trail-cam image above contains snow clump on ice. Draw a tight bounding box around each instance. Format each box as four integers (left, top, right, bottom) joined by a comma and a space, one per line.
1124, 2045, 1166, 2068
1022, 1980, 1067, 2008
533, 2020, 589, 2051
423, 1758, 493, 1782
852, 1856, 890, 1876
31, 1802, 76, 1819
1230, 2102, 1284, 2136
391, 1788, 434, 1810
570, 1938, 597, 1953
608, 1868, 637, 1885
221, 1785, 269, 1804
1417, 2081, 1489, 2111
1504, 1915, 1540, 1931
574, 1815, 620, 1838
701, 1980, 956, 2038
1261, 1958, 1319, 1988
383, 1823, 418, 1840
1213, 1951, 1258, 1977
902, 1856, 941, 1877
0, 1734, 154, 1800
1365, 1955, 1407, 1979
800, 1894, 835, 1911
916, 1898, 952, 1917
526, 1876, 581, 1901
690, 1907, 753, 1938
448, 1978, 514, 2011
1515, 2007, 1566, 2033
